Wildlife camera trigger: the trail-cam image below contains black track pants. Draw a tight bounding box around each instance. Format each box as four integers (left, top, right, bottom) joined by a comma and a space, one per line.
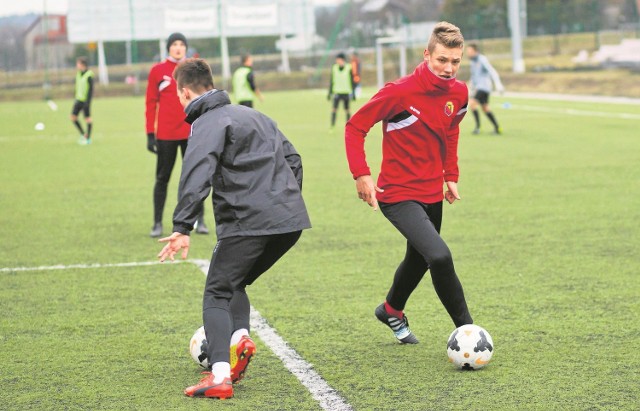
154, 139, 203, 224
379, 201, 472, 327
202, 231, 302, 364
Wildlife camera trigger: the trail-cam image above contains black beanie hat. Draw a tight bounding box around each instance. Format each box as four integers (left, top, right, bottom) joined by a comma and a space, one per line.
166, 32, 188, 52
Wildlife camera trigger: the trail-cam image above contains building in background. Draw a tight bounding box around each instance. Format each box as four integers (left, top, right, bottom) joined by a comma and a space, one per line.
24, 14, 74, 71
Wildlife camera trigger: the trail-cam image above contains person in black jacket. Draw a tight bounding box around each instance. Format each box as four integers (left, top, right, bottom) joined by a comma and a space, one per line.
157, 58, 311, 400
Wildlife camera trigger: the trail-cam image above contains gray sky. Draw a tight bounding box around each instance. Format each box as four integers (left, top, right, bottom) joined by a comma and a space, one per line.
0, 0, 345, 18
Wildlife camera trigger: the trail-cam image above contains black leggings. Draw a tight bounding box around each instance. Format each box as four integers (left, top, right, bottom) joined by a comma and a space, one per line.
379, 201, 472, 327
203, 231, 302, 363
154, 139, 203, 223
332, 94, 351, 111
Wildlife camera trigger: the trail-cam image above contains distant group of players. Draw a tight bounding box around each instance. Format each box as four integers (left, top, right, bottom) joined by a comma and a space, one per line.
70, 22, 505, 400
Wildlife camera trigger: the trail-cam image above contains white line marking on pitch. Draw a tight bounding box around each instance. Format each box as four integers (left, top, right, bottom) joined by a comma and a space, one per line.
507, 104, 640, 120
190, 259, 353, 411
0, 260, 187, 272
1, 259, 353, 410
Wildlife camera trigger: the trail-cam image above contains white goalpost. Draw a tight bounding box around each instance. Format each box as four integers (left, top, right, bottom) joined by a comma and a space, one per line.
375, 37, 407, 89
375, 22, 436, 89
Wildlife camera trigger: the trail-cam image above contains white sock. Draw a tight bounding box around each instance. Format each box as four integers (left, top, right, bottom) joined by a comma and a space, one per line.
230, 328, 249, 346
211, 362, 231, 383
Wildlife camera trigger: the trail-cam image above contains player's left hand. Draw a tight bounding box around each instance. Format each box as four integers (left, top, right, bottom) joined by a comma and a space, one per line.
444, 181, 461, 204
356, 175, 384, 211
157, 232, 190, 262
147, 133, 157, 154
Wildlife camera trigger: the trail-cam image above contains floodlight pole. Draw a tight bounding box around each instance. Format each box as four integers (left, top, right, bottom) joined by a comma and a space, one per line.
508, 0, 526, 73
42, 0, 51, 100
128, 0, 138, 65
302, 0, 309, 55
278, 0, 291, 74
218, 0, 231, 89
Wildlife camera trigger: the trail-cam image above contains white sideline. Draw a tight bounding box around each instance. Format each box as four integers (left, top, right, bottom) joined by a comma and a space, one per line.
507, 104, 640, 120
191, 259, 353, 411
1, 259, 353, 411
503, 91, 640, 105
0, 260, 186, 272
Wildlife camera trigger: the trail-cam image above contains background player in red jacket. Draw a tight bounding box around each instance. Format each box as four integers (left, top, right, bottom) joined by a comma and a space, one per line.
345, 22, 473, 344
145, 33, 208, 238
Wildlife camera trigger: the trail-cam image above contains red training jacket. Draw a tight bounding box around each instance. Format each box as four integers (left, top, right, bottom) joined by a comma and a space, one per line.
345, 62, 468, 204
145, 58, 191, 140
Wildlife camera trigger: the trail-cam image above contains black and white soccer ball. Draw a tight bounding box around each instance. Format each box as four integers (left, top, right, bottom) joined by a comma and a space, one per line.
447, 324, 494, 370
189, 326, 210, 369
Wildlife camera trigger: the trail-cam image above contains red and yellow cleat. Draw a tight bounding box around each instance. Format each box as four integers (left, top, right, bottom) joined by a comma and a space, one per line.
230, 336, 256, 383
184, 372, 233, 399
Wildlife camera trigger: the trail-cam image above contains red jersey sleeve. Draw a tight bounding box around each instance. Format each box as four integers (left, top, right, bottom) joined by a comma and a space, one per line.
345, 84, 398, 179
145, 65, 160, 135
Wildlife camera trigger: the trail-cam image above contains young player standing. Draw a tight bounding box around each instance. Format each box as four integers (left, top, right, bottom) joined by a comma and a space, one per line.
345, 22, 473, 344
328, 52, 354, 132
157, 58, 311, 399
145, 33, 208, 238
466, 43, 504, 135
71, 57, 94, 145
232, 54, 263, 108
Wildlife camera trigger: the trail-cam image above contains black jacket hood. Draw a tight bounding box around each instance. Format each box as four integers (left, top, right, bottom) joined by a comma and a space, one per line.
184, 89, 231, 124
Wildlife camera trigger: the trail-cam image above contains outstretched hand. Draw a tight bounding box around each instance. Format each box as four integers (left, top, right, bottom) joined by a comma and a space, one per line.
157, 232, 190, 262
444, 181, 461, 204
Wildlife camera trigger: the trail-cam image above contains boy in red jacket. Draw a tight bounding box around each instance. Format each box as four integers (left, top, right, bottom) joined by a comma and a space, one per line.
345, 22, 473, 344
145, 32, 208, 238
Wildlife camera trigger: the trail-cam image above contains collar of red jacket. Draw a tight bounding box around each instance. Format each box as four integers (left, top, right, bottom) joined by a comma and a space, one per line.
414, 61, 457, 92
166, 56, 186, 64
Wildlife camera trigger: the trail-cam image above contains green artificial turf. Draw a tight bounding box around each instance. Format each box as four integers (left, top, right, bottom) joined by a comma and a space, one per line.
1, 90, 638, 410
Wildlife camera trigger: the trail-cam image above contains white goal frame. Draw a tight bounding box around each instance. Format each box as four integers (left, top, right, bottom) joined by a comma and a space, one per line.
375, 37, 408, 89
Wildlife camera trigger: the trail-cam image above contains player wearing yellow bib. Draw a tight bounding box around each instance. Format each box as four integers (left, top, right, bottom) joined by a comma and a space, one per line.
327, 52, 355, 132
71, 57, 94, 145
232, 54, 263, 108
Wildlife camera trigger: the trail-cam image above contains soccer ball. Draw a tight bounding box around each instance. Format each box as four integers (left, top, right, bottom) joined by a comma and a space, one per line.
189, 326, 210, 369
447, 324, 494, 370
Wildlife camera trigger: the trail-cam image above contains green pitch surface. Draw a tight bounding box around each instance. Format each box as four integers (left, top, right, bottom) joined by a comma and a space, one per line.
1, 90, 639, 410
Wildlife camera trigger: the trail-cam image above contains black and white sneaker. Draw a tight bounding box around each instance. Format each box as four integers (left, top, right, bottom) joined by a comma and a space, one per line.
375, 303, 419, 344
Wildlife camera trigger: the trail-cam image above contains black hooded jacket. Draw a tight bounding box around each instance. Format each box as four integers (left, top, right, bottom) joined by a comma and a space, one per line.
172, 89, 311, 238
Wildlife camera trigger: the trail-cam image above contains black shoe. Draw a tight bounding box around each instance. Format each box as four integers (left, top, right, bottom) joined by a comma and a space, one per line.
149, 222, 162, 238
195, 219, 209, 235
374, 303, 419, 344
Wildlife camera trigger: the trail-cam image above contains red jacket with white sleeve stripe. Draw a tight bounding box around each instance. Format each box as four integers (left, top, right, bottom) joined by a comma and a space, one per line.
345, 62, 468, 204
145, 58, 191, 140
